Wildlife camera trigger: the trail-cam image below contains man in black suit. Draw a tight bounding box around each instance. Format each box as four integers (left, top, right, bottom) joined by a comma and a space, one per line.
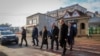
59, 19, 68, 56
20, 27, 28, 46
51, 23, 59, 50
32, 26, 39, 46
67, 22, 77, 51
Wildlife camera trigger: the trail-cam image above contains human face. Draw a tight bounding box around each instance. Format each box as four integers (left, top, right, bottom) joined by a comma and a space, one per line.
59, 19, 64, 25
68, 22, 71, 27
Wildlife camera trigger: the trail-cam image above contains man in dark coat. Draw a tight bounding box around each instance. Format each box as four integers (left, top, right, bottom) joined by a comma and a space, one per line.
32, 26, 39, 46
67, 22, 77, 51
51, 23, 59, 50
20, 27, 28, 46
40, 26, 48, 49
39, 30, 42, 37
59, 19, 68, 56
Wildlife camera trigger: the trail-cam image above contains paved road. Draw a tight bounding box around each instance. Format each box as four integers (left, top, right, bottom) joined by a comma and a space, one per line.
0, 36, 100, 56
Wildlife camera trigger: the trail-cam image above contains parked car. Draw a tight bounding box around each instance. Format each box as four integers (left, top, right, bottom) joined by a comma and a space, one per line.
0, 31, 19, 45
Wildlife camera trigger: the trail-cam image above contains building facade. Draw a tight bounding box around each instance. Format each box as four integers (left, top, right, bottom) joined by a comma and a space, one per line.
26, 13, 56, 33
46, 4, 87, 18
26, 4, 100, 36
46, 4, 97, 36
57, 10, 90, 36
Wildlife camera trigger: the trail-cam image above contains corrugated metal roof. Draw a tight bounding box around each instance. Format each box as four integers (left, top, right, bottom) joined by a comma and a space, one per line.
89, 17, 100, 23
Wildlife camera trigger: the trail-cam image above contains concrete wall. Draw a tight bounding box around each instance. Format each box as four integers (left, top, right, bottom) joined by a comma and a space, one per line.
77, 18, 89, 36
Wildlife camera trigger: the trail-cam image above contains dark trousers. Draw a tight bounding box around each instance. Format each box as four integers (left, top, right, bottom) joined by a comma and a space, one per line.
32, 37, 39, 46
62, 41, 66, 55
41, 39, 48, 49
51, 38, 59, 50
20, 36, 28, 46
60, 40, 67, 56
40, 43, 48, 49
67, 36, 74, 51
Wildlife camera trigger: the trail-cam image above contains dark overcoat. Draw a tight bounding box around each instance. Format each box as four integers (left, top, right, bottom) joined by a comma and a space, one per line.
67, 26, 77, 45
59, 23, 68, 47
42, 30, 48, 44
22, 29, 26, 38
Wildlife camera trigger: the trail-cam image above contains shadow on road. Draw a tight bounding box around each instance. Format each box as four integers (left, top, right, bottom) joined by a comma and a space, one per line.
1, 43, 100, 56
31, 47, 74, 56
0, 51, 8, 56
2, 43, 27, 49
30, 46, 100, 56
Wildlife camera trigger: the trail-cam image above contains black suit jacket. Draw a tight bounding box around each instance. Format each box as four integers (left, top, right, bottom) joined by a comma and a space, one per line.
42, 30, 48, 44
60, 23, 68, 40
59, 23, 68, 47
52, 26, 59, 39
68, 26, 77, 39
22, 29, 26, 38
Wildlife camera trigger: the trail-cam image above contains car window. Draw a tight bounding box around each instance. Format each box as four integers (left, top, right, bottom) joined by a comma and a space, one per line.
1, 32, 14, 35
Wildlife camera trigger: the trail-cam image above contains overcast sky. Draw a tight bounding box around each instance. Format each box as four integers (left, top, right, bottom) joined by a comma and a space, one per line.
0, 0, 100, 27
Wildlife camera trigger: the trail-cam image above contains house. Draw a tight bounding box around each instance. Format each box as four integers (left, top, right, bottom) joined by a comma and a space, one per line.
46, 4, 87, 18
26, 13, 56, 33
57, 10, 90, 36
26, 4, 100, 36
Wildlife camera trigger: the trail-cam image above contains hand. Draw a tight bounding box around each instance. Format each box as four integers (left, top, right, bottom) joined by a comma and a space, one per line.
55, 36, 57, 38
65, 39, 67, 41
60, 41, 63, 48
45, 38, 47, 39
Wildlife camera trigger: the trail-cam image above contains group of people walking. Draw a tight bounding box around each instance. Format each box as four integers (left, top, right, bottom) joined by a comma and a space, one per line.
19, 19, 77, 56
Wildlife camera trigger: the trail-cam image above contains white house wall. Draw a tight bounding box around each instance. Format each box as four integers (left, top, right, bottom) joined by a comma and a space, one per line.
72, 11, 80, 17
64, 13, 71, 18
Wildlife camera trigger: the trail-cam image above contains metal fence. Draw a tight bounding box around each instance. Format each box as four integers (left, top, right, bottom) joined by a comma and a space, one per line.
89, 27, 100, 34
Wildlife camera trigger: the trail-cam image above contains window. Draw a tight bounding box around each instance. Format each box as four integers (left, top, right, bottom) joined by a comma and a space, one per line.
29, 20, 32, 24
53, 14, 56, 17
33, 19, 37, 24
80, 23, 85, 29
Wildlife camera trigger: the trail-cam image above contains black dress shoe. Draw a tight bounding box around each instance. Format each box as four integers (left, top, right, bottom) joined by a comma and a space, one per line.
61, 53, 65, 56
70, 48, 73, 51
19, 44, 22, 46
36, 45, 39, 46
25, 45, 28, 47
56, 48, 59, 50
33, 44, 35, 46
51, 48, 53, 50
40, 48, 42, 49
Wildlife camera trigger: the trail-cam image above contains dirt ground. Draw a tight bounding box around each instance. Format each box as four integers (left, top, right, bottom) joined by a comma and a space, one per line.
0, 34, 100, 56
